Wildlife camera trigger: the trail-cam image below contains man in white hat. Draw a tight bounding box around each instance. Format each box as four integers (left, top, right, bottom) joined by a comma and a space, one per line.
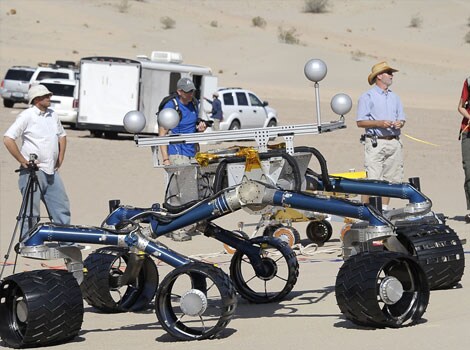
4, 84, 70, 236
356, 61, 406, 209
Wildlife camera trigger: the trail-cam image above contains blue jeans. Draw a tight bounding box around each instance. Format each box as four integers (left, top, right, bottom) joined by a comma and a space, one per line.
18, 169, 71, 237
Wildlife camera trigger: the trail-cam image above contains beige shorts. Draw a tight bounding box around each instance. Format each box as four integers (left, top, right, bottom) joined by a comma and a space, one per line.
364, 137, 404, 182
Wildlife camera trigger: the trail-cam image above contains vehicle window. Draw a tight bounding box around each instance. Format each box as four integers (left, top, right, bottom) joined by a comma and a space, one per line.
235, 92, 248, 106
248, 93, 263, 107
5, 70, 34, 81
36, 72, 69, 80
41, 83, 75, 97
169, 72, 181, 92
223, 93, 234, 106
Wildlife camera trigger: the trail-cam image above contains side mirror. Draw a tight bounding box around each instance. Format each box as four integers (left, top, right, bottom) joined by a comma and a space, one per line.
263, 101, 269, 107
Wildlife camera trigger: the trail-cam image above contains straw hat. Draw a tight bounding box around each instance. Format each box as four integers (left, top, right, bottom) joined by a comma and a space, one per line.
368, 61, 398, 85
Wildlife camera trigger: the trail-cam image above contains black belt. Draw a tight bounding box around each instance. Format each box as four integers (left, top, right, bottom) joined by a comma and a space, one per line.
366, 134, 399, 140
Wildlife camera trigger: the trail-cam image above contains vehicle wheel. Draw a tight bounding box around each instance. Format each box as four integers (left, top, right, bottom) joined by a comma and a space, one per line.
335, 251, 429, 328
229, 120, 240, 130
155, 262, 237, 340
223, 230, 250, 255
263, 224, 300, 247
104, 131, 118, 139
90, 130, 103, 138
3, 99, 14, 108
0, 270, 84, 348
267, 119, 277, 127
81, 247, 159, 313
230, 236, 299, 303
395, 224, 465, 290
306, 219, 333, 244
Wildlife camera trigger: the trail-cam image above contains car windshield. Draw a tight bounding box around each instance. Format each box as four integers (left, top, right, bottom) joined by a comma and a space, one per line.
41, 83, 75, 97
5, 70, 34, 81
37, 72, 69, 80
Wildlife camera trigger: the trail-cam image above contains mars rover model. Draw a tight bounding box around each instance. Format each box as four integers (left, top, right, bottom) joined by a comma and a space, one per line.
0, 59, 463, 348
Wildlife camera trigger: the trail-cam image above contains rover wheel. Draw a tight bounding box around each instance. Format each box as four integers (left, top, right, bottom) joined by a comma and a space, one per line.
230, 236, 299, 303
335, 251, 429, 328
81, 247, 159, 313
395, 224, 465, 290
155, 262, 237, 340
306, 219, 333, 244
0, 270, 83, 348
263, 224, 301, 247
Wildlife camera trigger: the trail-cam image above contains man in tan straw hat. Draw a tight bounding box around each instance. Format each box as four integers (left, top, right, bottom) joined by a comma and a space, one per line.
356, 61, 406, 209
4, 84, 71, 237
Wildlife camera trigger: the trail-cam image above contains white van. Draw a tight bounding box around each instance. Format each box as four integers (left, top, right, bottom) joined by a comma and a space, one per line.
77, 52, 218, 137
40, 79, 79, 127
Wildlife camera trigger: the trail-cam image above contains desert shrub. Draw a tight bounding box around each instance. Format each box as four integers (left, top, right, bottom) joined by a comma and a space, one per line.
252, 16, 267, 28
278, 27, 300, 45
409, 14, 422, 28
118, 0, 130, 13
351, 50, 366, 61
210, 20, 218, 27
467, 16, 470, 27
465, 30, 470, 44
160, 16, 176, 29
304, 0, 328, 13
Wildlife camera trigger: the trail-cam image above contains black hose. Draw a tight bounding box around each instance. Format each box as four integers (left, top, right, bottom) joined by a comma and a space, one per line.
294, 146, 332, 191
212, 152, 302, 192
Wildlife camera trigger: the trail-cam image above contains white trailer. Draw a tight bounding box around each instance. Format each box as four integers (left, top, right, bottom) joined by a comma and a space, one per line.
77, 52, 218, 137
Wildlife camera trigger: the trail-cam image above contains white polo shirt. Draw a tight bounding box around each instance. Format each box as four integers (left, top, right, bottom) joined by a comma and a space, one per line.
4, 106, 66, 174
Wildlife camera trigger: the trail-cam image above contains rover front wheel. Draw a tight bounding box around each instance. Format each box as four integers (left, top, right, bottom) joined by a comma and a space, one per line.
230, 236, 299, 303
335, 251, 429, 328
0, 270, 83, 348
155, 262, 237, 340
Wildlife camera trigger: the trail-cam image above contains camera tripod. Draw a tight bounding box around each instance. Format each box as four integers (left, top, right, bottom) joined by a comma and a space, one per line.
0, 154, 52, 279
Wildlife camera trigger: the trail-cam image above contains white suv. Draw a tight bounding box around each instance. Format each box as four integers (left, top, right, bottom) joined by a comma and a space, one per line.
30, 65, 78, 86
40, 79, 79, 127
212, 88, 278, 130
1, 66, 36, 107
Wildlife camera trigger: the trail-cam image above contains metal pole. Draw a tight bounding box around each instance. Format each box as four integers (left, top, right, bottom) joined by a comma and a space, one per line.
314, 82, 321, 126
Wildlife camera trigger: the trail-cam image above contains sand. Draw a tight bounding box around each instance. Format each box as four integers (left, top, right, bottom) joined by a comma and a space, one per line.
0, 1, 469, 349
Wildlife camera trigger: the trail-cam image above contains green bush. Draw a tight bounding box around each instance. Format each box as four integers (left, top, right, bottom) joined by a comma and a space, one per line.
252, 16, 267, 28
278, 27, 300, 45
160, 16, 176, 29
304, 0, 328, 13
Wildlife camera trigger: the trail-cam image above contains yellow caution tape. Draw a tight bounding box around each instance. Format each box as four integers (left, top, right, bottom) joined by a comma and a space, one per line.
403, 133, 439, 147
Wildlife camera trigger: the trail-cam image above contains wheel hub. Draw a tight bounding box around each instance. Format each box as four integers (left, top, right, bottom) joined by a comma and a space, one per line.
257, 258, 278, 281
379, 276, 404, 305
15, 299, 28, 323
273, 227, 295, 246
180, 289, 208, 316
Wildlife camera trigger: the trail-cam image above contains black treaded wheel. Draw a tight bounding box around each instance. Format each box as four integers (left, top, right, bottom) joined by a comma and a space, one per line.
306, 219, 333, 244
230, 236, 299, 303
155, 262, 237, 340
395, 223, 465, 290
335, 251, 429, 328
81, 246, 159, 313
3, 99, 14, 108
0, 269, 84, 348
263, 224, 301, 247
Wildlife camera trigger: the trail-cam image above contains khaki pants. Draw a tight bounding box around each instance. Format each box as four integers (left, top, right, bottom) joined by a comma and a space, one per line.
364, 137, 404, 182
212, 119, 220, 131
